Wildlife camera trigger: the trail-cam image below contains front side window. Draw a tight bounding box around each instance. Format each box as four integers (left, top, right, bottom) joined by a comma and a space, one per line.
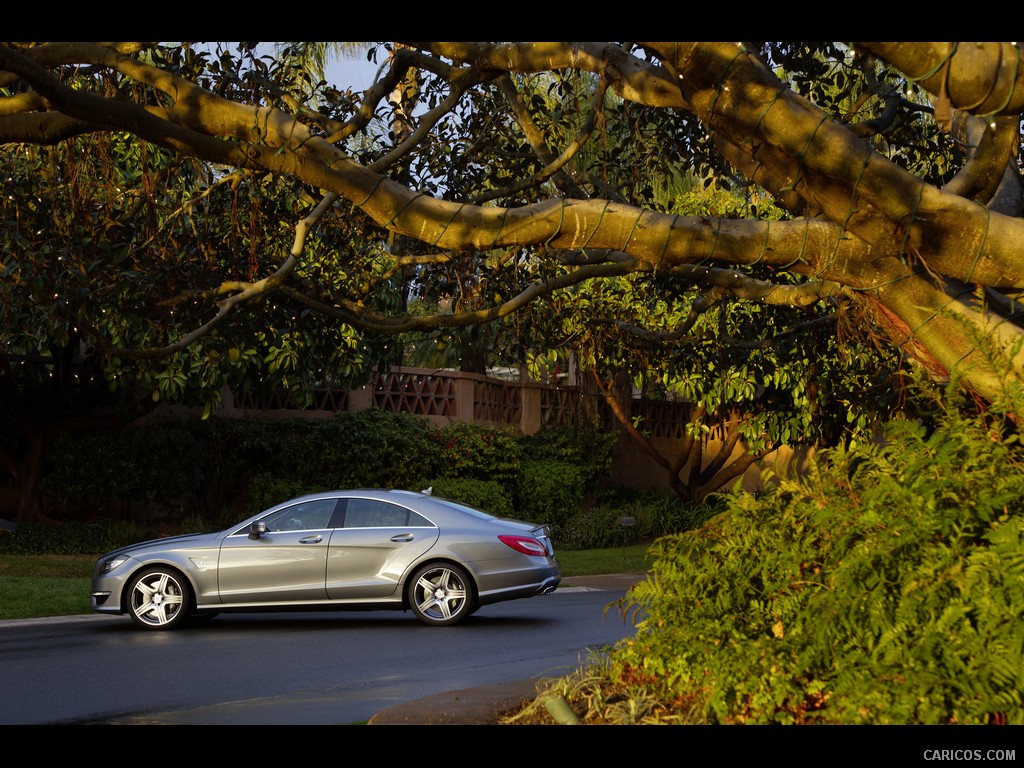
263, 499, 339, 532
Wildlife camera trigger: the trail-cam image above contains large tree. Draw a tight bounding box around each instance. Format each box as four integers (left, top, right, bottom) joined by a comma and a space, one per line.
1, 42, 1021, 514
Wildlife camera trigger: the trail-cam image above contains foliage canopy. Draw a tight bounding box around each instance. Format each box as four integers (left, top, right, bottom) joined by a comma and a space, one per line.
2, 41, 1024, 517
3, 42, 1023, 396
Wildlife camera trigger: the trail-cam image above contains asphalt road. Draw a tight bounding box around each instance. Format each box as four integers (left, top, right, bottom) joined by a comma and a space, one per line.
0, 578, 642, 726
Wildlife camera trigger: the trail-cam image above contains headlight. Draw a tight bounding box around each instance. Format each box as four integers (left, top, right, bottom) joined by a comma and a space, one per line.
102, 555, 130, 574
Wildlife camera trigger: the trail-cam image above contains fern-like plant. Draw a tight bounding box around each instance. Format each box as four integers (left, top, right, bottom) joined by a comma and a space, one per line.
601, 404, 1024, 724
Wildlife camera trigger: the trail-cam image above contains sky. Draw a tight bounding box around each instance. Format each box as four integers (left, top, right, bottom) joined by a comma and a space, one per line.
197, 42, 382, 93
257, 42, 382, 93
323, 48, 381, 92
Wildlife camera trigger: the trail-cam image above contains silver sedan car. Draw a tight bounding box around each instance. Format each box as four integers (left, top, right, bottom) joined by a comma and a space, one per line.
91, 488, 560, 630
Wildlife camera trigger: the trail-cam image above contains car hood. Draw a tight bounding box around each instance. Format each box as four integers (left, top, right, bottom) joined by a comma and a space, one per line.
103, 530, 220, 557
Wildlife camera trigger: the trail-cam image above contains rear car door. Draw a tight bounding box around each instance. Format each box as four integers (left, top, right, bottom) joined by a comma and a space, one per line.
326, 497, 440, 599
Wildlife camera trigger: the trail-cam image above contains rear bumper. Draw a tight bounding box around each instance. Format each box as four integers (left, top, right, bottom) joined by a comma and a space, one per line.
538, 575, 559, 594
475, 564, 561, 605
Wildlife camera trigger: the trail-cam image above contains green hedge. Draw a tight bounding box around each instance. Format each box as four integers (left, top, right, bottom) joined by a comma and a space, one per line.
514, 459, 588, 529
432, 421, 522, 486
16, 411, 622, 544
0, 520, 147, 555
423, 477, 514, 516
556, 490, 724, 550
43, 420, 206, 504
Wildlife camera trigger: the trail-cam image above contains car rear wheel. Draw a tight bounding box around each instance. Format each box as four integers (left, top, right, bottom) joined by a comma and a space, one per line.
126, 566, 192, 630
408, 563, 474, 626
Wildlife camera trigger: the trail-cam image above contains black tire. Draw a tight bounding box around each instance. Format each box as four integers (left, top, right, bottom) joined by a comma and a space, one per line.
407, 563, 475, 626
126, 566, 193, 630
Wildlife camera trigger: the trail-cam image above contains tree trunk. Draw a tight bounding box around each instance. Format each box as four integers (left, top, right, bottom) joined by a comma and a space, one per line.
14, 431, 58, 524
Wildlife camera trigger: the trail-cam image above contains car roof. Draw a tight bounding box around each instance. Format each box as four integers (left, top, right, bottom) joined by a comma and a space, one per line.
269, 488, 481, 515
285, 488, 428, 503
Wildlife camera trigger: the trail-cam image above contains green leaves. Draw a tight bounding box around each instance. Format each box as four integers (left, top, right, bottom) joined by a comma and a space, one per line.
606, 395, 1024, 724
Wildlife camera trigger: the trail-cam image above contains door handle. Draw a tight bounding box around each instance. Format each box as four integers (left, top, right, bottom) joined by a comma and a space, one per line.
390, 533, 414, 542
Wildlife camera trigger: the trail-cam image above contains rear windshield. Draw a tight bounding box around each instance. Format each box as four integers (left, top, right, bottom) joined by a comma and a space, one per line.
432, 497, 498, 521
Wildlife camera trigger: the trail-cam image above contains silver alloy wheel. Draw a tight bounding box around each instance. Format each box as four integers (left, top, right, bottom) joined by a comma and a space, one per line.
409, 564, 473, 626
128, 568, 189, 629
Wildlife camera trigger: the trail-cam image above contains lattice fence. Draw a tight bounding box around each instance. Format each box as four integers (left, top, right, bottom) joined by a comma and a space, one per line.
473, 379, 521, 425
372, 369, 456, 417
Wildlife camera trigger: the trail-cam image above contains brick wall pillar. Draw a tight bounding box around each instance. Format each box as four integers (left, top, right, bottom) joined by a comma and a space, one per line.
453, 376, 476, 423
348, 385, 374, 413
520, 384, 541, 435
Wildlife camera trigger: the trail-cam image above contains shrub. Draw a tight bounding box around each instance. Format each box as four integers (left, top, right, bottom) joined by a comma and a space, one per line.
42, 419, 206, 505
557, 490, 724, 550
519, 423, 617, 488
555, 505, 623, 550
207, 410, 442, 515
256, 410, 441, 490
0, 520, 145, 555
311, 410, 441, 488
424, 477, 514, 516
198, 417, 282, 484
433, 421, 521, 486
621, 490, 724, 538
23, 410, 619, 549
610, 411, 1024, 724
245, 474, 325, 516
514, 459, 587, 529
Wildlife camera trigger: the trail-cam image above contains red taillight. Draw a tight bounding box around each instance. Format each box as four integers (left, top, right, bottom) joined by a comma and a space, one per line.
498, 534, 548, 556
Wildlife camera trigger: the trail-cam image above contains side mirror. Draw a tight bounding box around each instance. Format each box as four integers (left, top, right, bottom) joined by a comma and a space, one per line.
248, 520, 268, 540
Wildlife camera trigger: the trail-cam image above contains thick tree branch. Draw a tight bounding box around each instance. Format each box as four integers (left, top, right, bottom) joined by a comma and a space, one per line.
4, 41, 1024, 405
854, 42, 1024, 117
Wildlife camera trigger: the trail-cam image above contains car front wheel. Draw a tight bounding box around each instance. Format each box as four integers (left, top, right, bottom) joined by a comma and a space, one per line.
126, 566, 193, 630
408, 563, 474, 626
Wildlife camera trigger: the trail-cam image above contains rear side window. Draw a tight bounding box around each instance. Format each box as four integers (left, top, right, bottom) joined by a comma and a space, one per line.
341, 498, 434, 528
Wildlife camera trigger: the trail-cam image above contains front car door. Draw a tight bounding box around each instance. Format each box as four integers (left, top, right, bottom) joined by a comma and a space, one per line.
216, 498, 339, 603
